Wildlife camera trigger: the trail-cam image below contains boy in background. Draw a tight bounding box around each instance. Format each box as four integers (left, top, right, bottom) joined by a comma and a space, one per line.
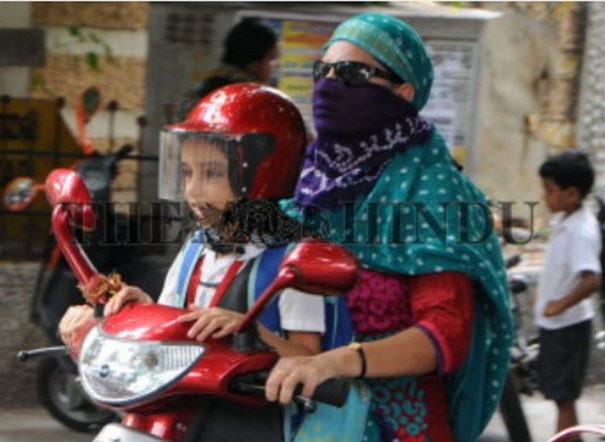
536, 150, 601, 439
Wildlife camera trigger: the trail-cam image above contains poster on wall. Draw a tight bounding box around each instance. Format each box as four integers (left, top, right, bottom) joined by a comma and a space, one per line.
423, 40, 477, 167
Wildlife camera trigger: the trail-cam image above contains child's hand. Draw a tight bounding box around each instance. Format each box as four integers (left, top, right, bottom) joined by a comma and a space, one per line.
58, 304, 94, 347
104, 286, 154, 316
178, 306, 244, 341
543, 299, 566, 317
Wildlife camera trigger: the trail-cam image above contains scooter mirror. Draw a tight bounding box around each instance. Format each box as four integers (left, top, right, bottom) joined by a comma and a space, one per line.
2, 177, 43, 211
45, 169, 95, 231
280, 240, 359, 295
236, 240, 359, 335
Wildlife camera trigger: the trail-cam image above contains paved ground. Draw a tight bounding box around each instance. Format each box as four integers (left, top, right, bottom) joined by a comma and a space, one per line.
1, 385, 604, 442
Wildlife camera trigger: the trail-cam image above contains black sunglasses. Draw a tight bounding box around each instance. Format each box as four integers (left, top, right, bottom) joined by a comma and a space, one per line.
312, 60, 402, 86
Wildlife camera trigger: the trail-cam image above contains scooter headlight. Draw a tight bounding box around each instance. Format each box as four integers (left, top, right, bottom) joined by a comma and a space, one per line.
78, 325, 205, 405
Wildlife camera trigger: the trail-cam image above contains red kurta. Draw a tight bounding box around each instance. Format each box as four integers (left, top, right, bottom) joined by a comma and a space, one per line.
346, 269, 474, 441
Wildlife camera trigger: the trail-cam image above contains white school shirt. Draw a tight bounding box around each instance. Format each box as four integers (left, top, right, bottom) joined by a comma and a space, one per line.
534, 205, 600, 330
158, 243, 326, 333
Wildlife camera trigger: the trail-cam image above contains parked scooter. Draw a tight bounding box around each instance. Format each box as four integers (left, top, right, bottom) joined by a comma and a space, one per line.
18, 169, 355, 441
3, 87, 173, 433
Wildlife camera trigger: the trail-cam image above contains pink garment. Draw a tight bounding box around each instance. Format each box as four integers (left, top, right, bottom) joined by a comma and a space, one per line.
347, 269, 412, 335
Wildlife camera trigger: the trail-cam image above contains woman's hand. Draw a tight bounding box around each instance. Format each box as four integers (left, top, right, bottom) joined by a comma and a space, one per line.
58, 304, 94, 347
104, 286, 154, 316
265, 352, 341, 404
178, 305, 244, 341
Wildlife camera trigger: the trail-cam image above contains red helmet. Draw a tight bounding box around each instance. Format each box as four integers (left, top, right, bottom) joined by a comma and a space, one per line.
159, 83, 307, 201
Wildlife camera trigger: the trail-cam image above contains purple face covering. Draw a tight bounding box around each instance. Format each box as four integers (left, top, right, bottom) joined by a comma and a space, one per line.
295, 78, 433, 210
313, 78, 417, 136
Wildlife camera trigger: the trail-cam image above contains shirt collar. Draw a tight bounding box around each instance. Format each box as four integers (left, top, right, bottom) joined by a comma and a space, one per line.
204, 241, 266, 262
550, 205, 589, 232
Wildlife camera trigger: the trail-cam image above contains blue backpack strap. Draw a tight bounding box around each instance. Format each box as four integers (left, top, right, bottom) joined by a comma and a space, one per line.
247, 244, 354, 350
322, 295, 354, 350
175, 232, 206, 308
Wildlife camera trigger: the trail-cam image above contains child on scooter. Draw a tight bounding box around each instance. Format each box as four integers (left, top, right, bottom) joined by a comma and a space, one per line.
58, 83, 349, 441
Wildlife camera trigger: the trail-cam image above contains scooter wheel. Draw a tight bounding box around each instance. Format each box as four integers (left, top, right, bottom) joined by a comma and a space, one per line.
37, 356, 116, 433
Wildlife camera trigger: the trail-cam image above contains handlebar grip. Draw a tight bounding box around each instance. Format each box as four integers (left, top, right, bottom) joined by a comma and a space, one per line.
228, 372, 350, 409
308, 378, 350, 408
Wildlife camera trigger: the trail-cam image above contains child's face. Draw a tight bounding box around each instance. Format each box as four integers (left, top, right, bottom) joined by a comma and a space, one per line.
181, 140, 236, 228
540, 177, 581, 213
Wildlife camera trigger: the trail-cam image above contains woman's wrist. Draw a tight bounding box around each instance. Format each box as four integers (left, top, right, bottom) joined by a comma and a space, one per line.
324, 345, 368, 379
347, 342, 367, 378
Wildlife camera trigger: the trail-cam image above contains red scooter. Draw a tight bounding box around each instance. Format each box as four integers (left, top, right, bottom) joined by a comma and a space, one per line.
18, 168, 356, 442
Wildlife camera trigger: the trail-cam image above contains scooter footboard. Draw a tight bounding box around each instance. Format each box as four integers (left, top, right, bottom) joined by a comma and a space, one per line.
94, 423, 167, 442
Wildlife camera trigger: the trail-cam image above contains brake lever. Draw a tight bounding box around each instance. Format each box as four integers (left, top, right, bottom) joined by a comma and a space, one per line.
293, 394, 316, 413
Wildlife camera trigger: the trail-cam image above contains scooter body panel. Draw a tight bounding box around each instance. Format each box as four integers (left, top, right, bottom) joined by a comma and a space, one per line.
88, 303, 278, 409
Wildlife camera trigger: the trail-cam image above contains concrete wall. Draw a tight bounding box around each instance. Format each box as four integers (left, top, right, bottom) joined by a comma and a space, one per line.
475, 6, 558, 213
0, 264, 46, 407
0, 3, 33, 97
6, 2, 150, 204
577, 2, 605, 191
474, 2, 586, 227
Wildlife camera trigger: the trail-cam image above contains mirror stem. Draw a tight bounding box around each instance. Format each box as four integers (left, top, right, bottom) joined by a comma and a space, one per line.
93, 304, 105, 318
52, 205, 97, 285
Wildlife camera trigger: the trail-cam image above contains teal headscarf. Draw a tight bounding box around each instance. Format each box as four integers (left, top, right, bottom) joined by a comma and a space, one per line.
283, 131, 513, 441
324, 13, 434, 110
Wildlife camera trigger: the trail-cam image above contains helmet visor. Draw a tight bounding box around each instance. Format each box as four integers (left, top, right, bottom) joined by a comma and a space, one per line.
158, 128, 275, 202
159, 129, 239, 202
159, 129, 183, 201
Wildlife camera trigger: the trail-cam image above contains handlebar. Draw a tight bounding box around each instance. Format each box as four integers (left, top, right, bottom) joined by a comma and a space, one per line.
17, 346, 67, 362
228, 371, 350, 412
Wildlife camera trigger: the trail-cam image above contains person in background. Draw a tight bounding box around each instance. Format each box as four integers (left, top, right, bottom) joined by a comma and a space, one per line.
264, 12, 512, 442
178, 18, 278, 119
535, 150, 600, 440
